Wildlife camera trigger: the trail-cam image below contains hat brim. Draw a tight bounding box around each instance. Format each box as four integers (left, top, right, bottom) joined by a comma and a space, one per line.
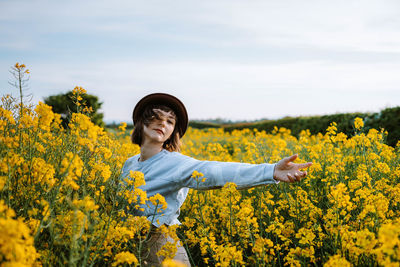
132, 93, 188, 137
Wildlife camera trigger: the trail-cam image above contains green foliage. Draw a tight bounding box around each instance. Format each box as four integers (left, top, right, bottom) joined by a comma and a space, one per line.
218, 107, 400, 147
189, 121, 221, 129
375, 106, 400, 147
44, 90, 104, 127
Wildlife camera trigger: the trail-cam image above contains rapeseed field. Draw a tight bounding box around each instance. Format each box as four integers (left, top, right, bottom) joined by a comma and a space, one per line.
1, 81, 399, 266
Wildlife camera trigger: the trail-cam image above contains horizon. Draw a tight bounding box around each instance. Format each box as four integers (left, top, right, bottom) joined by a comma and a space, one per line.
104, 104, 396, 125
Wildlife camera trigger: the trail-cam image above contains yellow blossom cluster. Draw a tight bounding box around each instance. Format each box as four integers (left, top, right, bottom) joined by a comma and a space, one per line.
112, 251, 138, 266
0, 93, 170, 266
1, 89, 399, 266
14, 62, 30, 74
0, 200, 39, 265
178, 117, 400, 266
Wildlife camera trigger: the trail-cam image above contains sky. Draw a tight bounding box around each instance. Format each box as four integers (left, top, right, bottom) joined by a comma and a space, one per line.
1, 0, 400, 123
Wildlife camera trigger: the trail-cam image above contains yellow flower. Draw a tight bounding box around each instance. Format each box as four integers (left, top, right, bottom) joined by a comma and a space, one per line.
148, 193, 168, 211
72, 196, 99, 212
354, 117, 364, 130
112, 251, 138, 266
324, 254, 351, 267
118, 122, 127, 132
72, 86, 87, 95
191, 170, 204, 179
0, 176, 6, 191
295, 227, 316, 246
0, 201, 39, 265
129, 171, 146, 187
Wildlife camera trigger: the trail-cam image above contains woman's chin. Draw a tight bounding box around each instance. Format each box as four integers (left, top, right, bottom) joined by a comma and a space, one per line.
150, 137, 167, 144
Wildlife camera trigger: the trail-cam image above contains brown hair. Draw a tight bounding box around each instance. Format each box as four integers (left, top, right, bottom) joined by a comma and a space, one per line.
131, 104, 181, 152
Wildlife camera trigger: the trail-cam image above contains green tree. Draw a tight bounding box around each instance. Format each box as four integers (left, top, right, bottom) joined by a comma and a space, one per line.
44, 89, 105, 128
376, 106, 400, 147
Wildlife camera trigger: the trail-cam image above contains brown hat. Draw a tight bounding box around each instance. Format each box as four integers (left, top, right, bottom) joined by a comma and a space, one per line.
132, 93, 188, 137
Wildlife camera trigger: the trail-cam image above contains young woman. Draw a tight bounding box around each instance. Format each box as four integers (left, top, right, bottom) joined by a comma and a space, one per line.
121, 93, 312, 266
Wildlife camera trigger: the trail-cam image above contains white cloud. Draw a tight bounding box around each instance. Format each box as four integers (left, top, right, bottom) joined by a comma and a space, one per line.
1, 0, 399, 122
2, 0, 400, 52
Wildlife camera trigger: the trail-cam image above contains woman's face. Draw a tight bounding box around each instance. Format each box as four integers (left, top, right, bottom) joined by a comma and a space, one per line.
142, 109, 176, 145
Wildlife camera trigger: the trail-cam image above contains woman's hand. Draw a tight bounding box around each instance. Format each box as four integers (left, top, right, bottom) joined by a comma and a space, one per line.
273, 154, 312, 183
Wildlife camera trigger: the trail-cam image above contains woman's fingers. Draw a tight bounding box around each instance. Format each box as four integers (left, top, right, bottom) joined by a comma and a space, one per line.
287, 173, 296, 183
288, 154, 298, 161
291, 171, 308, 182
297, 162, 313, 169
282, 155, 312, 170
284, 154, 298, 164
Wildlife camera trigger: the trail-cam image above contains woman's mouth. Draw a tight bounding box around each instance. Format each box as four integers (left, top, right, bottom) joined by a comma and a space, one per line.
154, 129, 164, 135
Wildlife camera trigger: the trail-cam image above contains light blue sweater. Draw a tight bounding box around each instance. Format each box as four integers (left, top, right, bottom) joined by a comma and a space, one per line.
120, 149, 277, 227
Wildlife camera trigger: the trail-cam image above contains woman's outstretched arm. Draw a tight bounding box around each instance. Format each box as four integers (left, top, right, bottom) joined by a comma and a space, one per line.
176, 152, 312, 190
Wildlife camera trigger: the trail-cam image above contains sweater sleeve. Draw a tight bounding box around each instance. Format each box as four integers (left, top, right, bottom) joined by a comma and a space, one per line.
174, 153, 278, 190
